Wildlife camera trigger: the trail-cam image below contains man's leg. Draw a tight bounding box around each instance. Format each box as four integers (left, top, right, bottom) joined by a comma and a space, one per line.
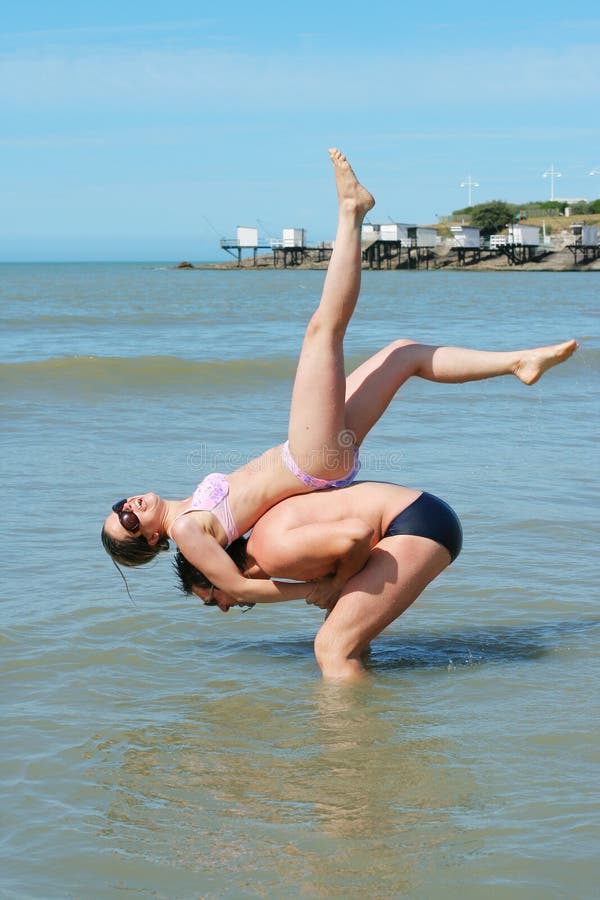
313, 536, 451, 681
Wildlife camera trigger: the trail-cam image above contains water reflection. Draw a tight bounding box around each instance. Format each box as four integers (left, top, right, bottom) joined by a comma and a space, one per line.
86, 682, 476, 894
305, 680, 473, 888
84, 619, 598, 892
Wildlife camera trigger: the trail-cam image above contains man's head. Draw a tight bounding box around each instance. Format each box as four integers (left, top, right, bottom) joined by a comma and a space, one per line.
173, 536, 249, 596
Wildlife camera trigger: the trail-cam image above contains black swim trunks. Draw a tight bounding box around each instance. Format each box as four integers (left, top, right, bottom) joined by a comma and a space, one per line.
383, 491, 463, 562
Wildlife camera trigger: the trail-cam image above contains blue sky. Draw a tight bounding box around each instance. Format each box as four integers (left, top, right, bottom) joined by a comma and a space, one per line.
2, 1, 599, 261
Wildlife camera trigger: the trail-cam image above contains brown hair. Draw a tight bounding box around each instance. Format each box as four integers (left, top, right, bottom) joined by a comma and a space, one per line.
101, 527, 170, 567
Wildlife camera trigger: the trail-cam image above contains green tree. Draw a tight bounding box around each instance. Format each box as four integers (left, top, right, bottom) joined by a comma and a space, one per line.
570, 200, 590, 214
470, 201, 518, 236
538, 200, 566, 212
588, 198, 600, 214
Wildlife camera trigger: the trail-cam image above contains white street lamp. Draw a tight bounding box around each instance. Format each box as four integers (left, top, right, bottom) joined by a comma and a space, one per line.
460, 175, 479, 207
543, 164, 562, 201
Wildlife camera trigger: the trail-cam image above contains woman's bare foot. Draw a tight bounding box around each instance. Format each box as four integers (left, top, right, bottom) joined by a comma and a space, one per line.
329, 147, 375, 219
514, 339, 578, 385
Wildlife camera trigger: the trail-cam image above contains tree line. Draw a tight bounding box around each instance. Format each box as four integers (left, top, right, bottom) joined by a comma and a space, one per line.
451, 199, 600, 236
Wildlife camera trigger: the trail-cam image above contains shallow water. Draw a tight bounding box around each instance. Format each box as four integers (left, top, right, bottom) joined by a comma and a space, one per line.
1, 265, 598, 897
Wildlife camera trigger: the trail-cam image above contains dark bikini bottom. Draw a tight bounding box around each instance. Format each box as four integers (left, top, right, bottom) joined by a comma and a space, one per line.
383, 491, 463, 562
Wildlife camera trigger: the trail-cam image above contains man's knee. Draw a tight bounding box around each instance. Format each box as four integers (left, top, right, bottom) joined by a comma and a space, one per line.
314, 630, 366, 680
313, 628, 338, 674
314, 628, 350, 674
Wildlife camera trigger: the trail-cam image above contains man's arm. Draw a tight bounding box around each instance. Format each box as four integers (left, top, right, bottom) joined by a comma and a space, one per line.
328, 523, 374, 591
256, 518, 374, 589
291, 520, 374, 609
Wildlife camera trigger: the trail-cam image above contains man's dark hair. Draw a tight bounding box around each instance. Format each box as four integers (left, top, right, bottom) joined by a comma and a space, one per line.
173, 536, 248, 595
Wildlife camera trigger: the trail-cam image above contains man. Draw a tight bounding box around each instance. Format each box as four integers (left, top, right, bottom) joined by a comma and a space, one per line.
174, 481, 462, 682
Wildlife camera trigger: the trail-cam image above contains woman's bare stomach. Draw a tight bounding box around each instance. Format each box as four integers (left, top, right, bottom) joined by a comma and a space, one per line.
225, 444, 315, 536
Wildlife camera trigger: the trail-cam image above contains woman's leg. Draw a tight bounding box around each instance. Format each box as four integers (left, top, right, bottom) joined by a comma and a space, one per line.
344, 338, 578, 446
313, 536, 451, 681
286, 149, 374, 480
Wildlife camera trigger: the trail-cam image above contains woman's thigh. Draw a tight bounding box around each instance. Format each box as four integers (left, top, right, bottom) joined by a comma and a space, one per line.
315, 536, 451, 661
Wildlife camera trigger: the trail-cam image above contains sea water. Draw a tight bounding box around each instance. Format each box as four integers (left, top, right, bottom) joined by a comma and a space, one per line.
1, 264, 598, 898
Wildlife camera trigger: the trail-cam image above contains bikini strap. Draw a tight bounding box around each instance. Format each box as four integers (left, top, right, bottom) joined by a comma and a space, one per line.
167, 507, 194, 540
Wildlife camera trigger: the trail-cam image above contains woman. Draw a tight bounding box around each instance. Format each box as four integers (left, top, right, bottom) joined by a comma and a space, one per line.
102, 147, 376, 605
102, 149, 577, 606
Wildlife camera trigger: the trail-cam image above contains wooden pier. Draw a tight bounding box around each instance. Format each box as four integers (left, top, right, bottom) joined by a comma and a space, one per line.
451, 246, 483, 266
566, 243, 600, 265
362, 239, 434, 270
272, 244, 332, 268
493, 243, 540, 266
220, 237, 332, 268
220, 238, 273, 267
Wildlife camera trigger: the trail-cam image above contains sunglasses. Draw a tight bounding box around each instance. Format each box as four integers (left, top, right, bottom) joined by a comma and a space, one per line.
204, 586, 254, 613
112, 499, 141, 533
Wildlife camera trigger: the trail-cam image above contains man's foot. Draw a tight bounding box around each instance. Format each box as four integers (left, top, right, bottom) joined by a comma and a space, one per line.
514, 339, 578, 385
329, 147, 375, 219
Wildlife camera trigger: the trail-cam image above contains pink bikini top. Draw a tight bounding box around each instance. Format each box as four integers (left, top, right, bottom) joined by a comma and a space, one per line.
168, 473, 239, 547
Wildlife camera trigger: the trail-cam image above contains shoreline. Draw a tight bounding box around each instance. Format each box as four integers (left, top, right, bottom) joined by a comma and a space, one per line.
174, 245, 600, 273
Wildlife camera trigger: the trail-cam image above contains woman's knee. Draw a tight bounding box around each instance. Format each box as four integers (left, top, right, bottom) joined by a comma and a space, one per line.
305, 307, 346, 342
389, 338, 417, 351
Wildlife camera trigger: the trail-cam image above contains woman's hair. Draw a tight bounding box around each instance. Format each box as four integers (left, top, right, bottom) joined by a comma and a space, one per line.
173, 537, 248, 594
101, 526, 170, 567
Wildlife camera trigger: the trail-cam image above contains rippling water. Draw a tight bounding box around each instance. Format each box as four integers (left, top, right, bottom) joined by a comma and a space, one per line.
1, 264, 598, 898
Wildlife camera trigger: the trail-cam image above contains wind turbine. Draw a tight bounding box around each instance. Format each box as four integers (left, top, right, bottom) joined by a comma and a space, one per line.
460, 175, 479, 207
543, 164, 562, 201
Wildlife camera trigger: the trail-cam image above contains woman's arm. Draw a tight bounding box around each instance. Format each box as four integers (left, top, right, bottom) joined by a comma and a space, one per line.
195, 579, 325, 610
175, 528, 313, 604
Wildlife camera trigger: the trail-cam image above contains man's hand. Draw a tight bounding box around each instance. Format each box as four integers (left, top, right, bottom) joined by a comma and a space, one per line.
191, 584, 244, 612
305, 576, 342, 611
